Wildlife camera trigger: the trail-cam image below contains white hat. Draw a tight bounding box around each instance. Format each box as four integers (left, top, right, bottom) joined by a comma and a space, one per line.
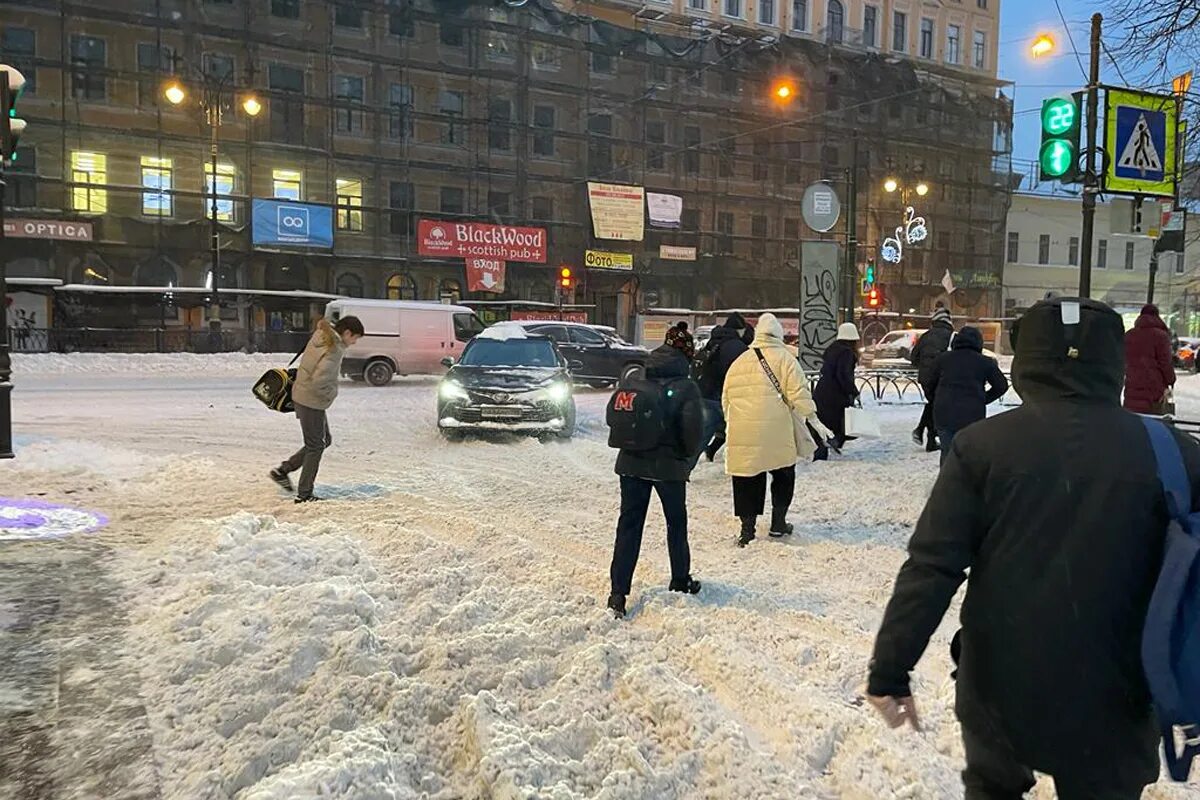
837, 323, 860, 341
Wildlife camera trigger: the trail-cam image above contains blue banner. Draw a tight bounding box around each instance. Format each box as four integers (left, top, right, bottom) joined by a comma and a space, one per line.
252, 199, 334, 248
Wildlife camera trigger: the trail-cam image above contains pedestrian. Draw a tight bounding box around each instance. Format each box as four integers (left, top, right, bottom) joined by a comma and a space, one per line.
926, 325, 1008, 464
606, 327, 706, 618
811, 322, 861, 461
269, 315, 364, 503
1123, 304, 1176, 415
910, 306, 954, 452
722, 313, 830, 547
867, 297, 1200, 799
695, 312, 752, 461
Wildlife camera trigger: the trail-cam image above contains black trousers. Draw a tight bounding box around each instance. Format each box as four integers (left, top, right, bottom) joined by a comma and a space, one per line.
916, 383, 937, 437
610, 477, 690, 595
961, 727, 1149, 800
731, 466, 795, 518
279, 403, 331, 496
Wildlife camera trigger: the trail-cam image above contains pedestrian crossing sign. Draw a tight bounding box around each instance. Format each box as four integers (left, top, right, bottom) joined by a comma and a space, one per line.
1104, 87, 1179, 197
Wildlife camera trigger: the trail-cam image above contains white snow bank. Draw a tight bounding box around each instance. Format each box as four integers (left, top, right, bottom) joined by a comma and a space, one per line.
476, 322, 528, 341
12, 352, 287, 376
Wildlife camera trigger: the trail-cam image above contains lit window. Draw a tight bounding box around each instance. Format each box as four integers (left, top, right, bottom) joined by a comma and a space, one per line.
273, 168, 302, 200
71, 151, 107, 213
141, 156, 173, 216
336, 178, 363, 232
206, 163, 236, 221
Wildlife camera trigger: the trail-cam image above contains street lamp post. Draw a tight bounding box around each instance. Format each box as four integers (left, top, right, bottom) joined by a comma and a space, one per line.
164, 74, 260, 350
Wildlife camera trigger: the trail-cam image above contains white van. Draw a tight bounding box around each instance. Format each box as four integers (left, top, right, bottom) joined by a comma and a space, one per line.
325, 299, 485, 386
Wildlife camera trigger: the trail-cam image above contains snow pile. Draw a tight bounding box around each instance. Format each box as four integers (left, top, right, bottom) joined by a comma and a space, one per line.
12, 352, 287, 376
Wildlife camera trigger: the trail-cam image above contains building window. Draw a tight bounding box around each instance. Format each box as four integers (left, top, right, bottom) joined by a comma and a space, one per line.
272, 168, 302, 200
439, 279, 461, 304
532, 42, 561, 71
683, 126, 701, 175
335, 273, 364, 297
892, 12, 907, 51
689, 0, 707, 9
946, 25, 961, 64
440, 187, 465, 215
334, 3, 364, 28
758, 0, 776, 25
206, 163, 236, 222
271, 0, 301, 19
533, 104, 556, 157
724, 0, 741, 18
486, 31, 515, 63
1006, 231, 1019, 262
335, 75, 364, 133
785, 140, 803, 183
751, 214, 768, 257
973, 30, 986, 69
269, 64, 305, 144
488, 98, 511, 151
784, 218, 800, 239
826, 0, 844, 43
440, 90, 466, 146
1098, 239, 1107, 268
752, 138, 770, 181
388, 181, 414, 236
487, 191, 511, 220
1068, 236, 1079, 266
1125, 241, 1135, 270
920, 18, 934, 58
388, 0, 414, 36
389, 84, 413, 140
9, 148, 36, 208
440, 22, 464, 47
136, 43, 175, 106
140, 156, 173, 216
336, 178, 363, 231
70, 35, 106, 101
863, 6, 878, 47
2, 28, 37, 94
977, 0, 987, 7
646, 120, 666, 170
1176, 253, 1186, 275
681, 208, 700, 231
591, 51, 615, 74
718, 133, 736, 178
71, 151, 107, 213
588, 113, 613, 177
791, 0, 807, 31
204, 53, 234, 81
531, 196, 554, 221
387, 273, 418, 300
1038, 234, 1050, 265
716, 212, 735, 252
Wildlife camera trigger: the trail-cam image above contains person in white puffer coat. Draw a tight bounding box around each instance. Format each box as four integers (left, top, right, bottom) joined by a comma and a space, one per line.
722, 313, 831, 547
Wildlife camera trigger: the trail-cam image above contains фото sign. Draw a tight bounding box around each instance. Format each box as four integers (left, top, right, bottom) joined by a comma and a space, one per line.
1104, 87, 1179, 197
252, 199, 334, 248
417, 219, 547, 263
466, 258, 506, 293
584, 249, 633, 270
659, 245, 697, 261
3, 218, 94, 241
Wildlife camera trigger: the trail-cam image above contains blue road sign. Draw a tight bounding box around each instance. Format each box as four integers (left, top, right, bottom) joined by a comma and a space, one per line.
1105, 88, 1178, 196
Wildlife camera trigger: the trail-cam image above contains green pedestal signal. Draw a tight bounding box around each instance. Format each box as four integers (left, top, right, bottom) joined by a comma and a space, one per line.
1039, 93, 1082, 182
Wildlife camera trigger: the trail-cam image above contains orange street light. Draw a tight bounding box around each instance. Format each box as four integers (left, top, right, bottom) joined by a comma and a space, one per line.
1031, 34, 1055, 58
771, 80, 796, 104
242, 95, 263, 117
164, 81, 186, 105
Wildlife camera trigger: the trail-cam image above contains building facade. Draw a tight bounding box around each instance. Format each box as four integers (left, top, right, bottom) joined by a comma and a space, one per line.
1, 0, 1012, 338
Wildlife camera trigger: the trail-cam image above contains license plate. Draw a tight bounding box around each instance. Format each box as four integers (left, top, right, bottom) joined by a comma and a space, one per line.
481, 406, 523, 420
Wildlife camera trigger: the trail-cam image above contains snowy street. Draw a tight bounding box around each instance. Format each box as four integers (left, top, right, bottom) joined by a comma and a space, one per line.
3, 354, 1200, 799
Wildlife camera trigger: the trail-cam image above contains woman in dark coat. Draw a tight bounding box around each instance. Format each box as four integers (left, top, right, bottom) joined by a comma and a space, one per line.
812, 323, 861, 459
1123, 304, 1176, 414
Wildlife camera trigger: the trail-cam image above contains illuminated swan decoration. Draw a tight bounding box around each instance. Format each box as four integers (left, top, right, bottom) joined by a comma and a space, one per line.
879, 207, 929, 264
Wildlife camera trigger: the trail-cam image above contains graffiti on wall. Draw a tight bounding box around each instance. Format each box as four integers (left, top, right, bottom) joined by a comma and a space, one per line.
799, 242, 840, 373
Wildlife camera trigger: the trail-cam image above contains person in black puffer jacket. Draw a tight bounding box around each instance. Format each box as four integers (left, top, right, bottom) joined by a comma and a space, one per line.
868, 297, 1200, 799
608, 331, 706, 619
910, 307, 954, 451
695, 313, 752, 460
927, 325, 1008, 464
812, 322, 861, 460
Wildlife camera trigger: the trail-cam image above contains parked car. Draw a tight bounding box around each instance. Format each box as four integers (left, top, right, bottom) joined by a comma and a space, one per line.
508, 321, 649, 387
863, 328, 998, 369
326, 299, 486, 386
437, 325, 576, 440
693, 325, 718, 353
1176, 337, 1200, 371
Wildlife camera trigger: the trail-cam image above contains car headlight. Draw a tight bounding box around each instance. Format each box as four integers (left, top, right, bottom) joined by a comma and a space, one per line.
439, 381, 469, 401
546, 382, 570, 403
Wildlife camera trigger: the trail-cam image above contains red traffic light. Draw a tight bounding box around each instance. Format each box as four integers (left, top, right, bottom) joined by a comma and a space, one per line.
559, 266, 573, 289
867, 288, 882, 308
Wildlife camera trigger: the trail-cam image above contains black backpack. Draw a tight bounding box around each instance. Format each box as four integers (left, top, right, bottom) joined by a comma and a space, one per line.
694, 340, 723, 396
606, 375, 670, 451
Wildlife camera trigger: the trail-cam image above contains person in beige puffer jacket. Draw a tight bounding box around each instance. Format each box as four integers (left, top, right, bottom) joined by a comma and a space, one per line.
722, 313, 830, 547
270, 315, 363, 502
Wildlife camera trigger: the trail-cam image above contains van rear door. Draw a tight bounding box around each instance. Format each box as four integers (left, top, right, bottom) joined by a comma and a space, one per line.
398, 309, 452, 374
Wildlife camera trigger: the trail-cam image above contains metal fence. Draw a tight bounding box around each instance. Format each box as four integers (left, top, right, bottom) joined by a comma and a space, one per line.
846, 368, 1018, 406
6, 327, 311, 355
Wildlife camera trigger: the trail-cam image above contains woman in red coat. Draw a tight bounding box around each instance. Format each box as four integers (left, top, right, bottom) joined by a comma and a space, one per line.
1123, 304, 1176, 414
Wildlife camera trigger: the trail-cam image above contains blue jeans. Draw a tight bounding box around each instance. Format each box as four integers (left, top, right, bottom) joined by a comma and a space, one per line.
939, 428, 956, 466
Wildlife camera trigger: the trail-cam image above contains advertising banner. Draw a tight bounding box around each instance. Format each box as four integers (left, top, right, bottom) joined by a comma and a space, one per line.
417, 219, 547, 263
252, 199, 334, 248
4, 219, 94, 241
584, 250, 634, 271
659, 245, 697, 261
646, 192, 682, 229
587, 182, 645, 241
511, 310, 589, 324
466, 258, 506, 293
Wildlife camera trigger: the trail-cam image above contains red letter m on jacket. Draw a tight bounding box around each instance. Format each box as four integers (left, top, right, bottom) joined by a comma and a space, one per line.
613, 391, 636, 412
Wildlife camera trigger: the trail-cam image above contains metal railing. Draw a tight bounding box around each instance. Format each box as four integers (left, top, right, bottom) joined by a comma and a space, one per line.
7, 328, 310, 355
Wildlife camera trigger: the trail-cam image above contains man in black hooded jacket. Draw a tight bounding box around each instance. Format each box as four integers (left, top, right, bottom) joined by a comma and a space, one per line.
868, 298, 1200, 799
696, 313, 751, 460
926, 325, 1008, 464
910, 307, 955, 451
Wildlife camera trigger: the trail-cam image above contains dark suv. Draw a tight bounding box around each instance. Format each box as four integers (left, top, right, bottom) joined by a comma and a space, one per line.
513, 322, 649, 387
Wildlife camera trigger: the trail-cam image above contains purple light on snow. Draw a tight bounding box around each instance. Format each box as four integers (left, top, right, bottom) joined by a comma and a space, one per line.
0, 497, 109, 540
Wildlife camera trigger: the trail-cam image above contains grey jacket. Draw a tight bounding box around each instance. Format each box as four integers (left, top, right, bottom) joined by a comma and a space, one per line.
291, 323, 346, 411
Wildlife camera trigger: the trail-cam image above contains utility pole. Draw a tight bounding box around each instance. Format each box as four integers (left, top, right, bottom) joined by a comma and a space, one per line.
1078, 13, 1102, 298
844, 135, 859, 322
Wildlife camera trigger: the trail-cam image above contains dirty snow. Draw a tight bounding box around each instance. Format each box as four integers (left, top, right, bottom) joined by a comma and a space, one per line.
4, 355, 1200, 799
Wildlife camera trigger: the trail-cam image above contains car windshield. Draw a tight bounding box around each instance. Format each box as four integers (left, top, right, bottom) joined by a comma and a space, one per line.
459, 338, 559, 368
878, 332, 909, 346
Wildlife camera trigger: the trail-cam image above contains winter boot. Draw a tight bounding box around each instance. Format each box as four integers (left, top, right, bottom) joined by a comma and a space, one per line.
737, 516, 756, 548
705, 437, 724, 463
925, 436, 940, 453
826, 437, 843, 455
911, 429, 924, 446
295, 494, 322, 504
769, 509, 794, 538
668, 576, 702, 594
270, 469, 294, 492
606, 593, 627, 618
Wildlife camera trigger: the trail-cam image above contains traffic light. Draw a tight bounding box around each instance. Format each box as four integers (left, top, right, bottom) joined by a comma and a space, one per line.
866, 287, 883, 309
864, 258, 876, 287
1038, 93, 1081, 182
559, 266, 573, 290
0, 65, 27, 166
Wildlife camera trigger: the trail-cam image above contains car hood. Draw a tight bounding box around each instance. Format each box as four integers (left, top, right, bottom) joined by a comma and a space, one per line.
447, 366, 564, 391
